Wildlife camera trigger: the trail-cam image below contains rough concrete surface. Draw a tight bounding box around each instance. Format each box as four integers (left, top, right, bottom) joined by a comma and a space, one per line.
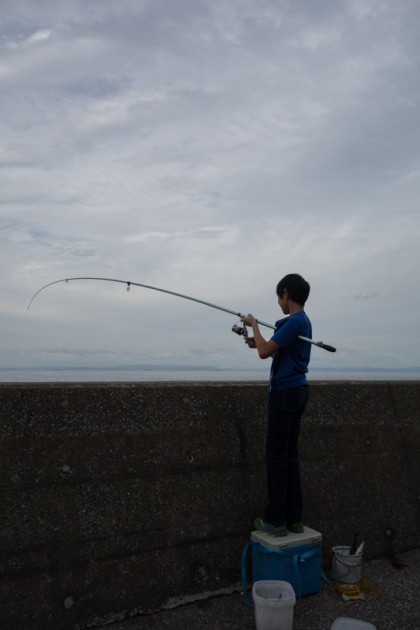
102, 549, 420, 630
1, 382, 419, 629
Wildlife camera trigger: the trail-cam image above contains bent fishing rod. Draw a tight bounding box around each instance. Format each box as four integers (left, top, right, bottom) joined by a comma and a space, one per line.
27, 276, 336, 352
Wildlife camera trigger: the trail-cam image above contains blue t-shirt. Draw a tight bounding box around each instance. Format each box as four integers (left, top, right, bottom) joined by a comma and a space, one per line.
269, 311, 312, 392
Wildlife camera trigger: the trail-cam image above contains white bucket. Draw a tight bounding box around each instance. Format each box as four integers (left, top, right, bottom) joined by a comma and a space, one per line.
331, 546, 363, 584
331, 617, 377, 629
252, 580, 296, 630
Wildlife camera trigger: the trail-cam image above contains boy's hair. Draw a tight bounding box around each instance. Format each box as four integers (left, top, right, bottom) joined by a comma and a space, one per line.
276, 274, 310, 306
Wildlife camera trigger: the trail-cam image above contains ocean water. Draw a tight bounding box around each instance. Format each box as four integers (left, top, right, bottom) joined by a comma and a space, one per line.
1, 367, 420, 383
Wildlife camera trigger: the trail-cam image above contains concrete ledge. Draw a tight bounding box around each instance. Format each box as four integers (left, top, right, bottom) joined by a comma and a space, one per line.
1, 382, 419, 629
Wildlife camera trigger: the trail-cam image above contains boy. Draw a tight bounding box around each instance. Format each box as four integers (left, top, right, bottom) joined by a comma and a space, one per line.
241, 273, 311, 536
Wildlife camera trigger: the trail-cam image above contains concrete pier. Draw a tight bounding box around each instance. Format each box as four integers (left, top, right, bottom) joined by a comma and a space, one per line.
1, 381, 419, 629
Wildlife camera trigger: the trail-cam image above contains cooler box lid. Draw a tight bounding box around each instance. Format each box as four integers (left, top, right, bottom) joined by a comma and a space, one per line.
251, 525, 322, 549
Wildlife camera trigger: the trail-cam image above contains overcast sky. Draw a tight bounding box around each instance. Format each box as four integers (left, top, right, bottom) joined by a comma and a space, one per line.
1, 0, 419, 372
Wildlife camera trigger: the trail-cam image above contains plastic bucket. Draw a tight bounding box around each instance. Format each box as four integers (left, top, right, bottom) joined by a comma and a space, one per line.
252, 580, 296, 630
331, 617, 377, 629
331, 546, 362, 584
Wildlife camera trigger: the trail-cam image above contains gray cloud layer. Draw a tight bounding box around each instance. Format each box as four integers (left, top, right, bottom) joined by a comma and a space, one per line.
1, 0, 419, 369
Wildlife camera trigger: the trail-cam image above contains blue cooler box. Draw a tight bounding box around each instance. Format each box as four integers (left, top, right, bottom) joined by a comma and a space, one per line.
241, 526, 322, 605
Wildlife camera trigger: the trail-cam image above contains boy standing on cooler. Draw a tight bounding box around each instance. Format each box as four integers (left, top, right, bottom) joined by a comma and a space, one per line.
241, 274, 311, 536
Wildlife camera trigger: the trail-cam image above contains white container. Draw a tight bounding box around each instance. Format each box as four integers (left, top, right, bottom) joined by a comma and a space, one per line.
331, 546, 362, 584
331, 617, 377, 629
252, 580, 296, 630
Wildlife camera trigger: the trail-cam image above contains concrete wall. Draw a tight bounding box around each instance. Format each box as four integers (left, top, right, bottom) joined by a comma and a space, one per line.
1, 381, 419, 630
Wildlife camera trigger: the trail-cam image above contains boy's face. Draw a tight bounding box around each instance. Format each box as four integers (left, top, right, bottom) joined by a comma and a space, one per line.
278, 290, 290, 315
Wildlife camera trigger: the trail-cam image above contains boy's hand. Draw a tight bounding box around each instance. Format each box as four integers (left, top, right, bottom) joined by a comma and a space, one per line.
245, 337, 256, 349
241, 313, 257, 327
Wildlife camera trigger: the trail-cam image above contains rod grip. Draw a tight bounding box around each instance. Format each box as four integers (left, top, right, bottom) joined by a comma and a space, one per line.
318, 343, 336, 353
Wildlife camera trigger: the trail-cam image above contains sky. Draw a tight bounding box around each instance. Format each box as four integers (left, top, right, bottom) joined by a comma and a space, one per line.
1, 0, 419, 371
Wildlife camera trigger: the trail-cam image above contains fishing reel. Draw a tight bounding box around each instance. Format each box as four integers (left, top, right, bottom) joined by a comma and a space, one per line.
232, 323, 248, 338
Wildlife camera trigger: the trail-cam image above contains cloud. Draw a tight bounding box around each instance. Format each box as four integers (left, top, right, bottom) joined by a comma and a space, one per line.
1, 0, 420, 371
5, 29, 52, 51
354, 293, 380, 300
126, 227, 235, 243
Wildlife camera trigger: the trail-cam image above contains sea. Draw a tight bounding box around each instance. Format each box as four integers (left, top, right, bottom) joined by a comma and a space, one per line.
1, 367, 420, 383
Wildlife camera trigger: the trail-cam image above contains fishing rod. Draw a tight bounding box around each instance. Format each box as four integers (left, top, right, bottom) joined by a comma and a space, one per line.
27, 276, 336, 352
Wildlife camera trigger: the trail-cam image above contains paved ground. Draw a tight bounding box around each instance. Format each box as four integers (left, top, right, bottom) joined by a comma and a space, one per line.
102, 548, 420, 630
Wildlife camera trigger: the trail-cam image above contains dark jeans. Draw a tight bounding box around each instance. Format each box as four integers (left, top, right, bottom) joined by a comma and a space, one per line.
264, 385, 309, 525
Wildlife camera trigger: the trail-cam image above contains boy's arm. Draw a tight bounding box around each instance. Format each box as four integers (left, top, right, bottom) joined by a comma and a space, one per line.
241, 314, 280, 359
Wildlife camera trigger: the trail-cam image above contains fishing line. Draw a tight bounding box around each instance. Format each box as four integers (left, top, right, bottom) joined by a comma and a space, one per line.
27, 276, 336, 352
